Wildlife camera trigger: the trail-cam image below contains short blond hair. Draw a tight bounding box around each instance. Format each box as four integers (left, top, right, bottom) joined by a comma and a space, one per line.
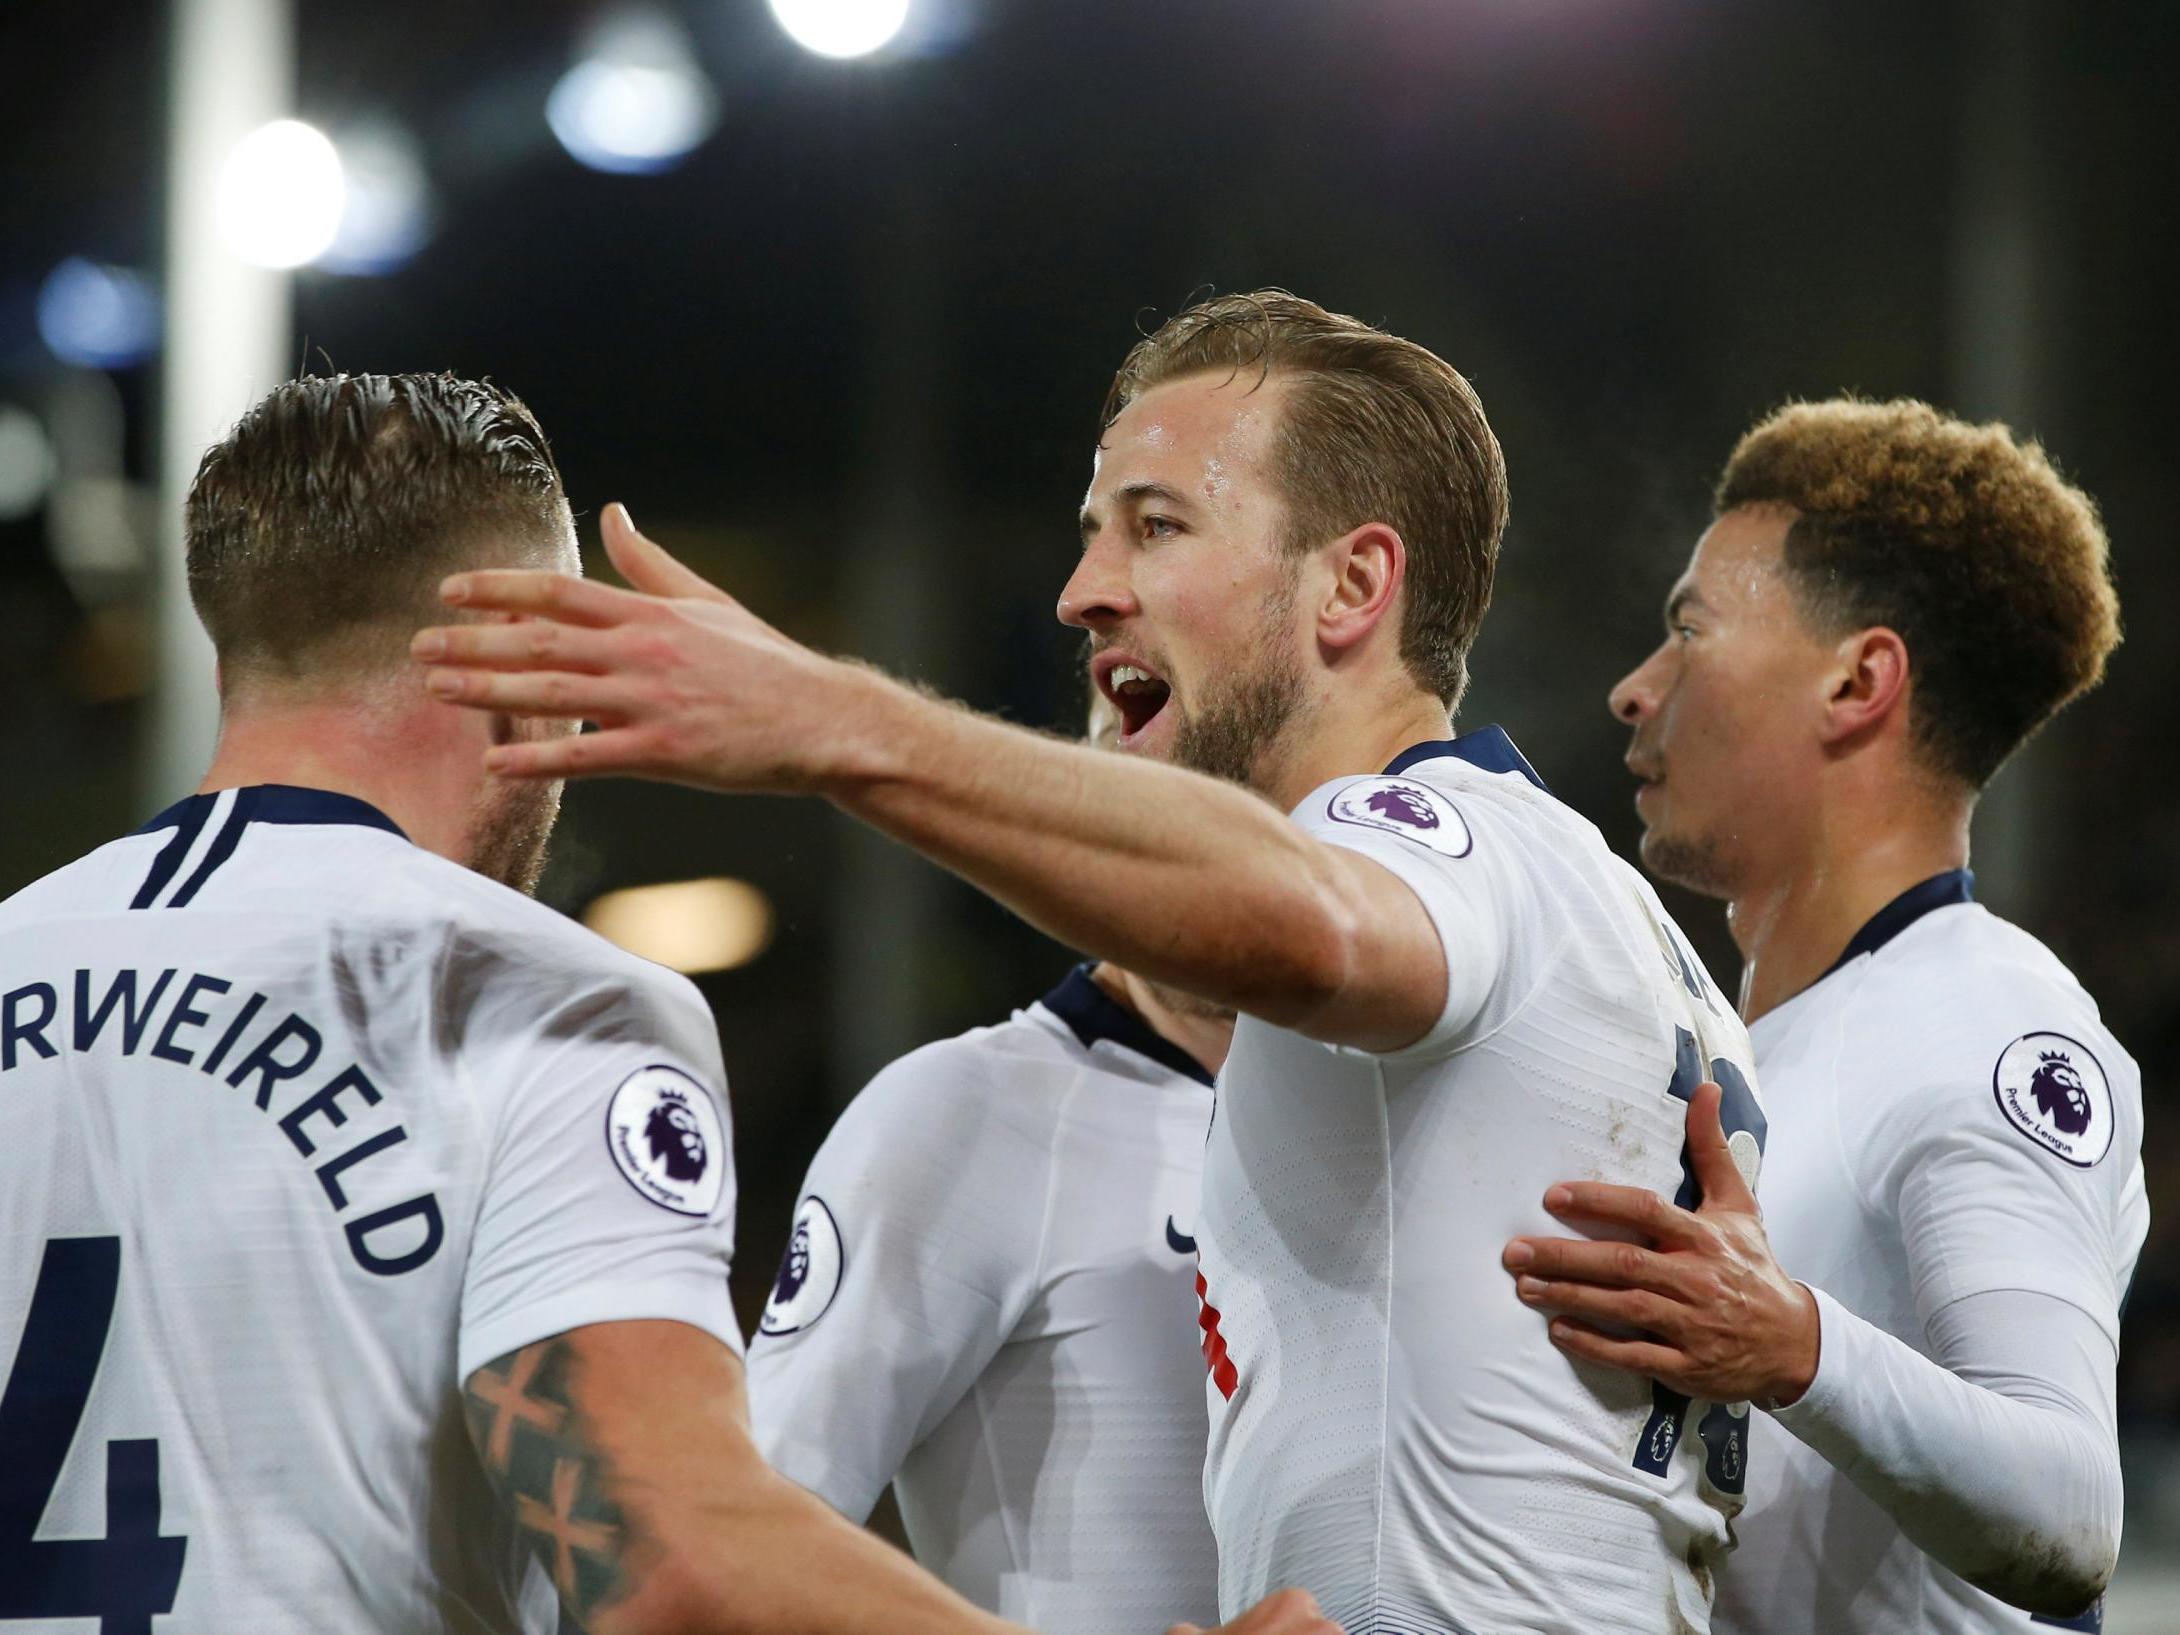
1717, 398, 2120, 788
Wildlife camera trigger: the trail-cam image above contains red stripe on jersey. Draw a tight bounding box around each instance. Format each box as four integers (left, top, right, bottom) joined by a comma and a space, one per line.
1194, 1269, 1238, 1400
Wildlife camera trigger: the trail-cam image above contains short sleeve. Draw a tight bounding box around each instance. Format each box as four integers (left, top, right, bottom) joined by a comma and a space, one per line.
1871, 1015, 2141, 1351
745, 1039, 1057, 1522
457, 968, 739, 1382
1292, 774, 1521, 1062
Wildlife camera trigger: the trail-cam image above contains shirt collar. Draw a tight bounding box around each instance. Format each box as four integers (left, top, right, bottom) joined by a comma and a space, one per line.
135, 784, 409, 840
1817, 868, 1976, 982
1381, 724, 1549, 794
1038, 964, 1217, 1088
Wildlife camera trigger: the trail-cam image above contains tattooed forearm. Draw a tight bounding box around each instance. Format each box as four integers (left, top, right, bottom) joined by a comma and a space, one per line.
464, 1338, 643, 1628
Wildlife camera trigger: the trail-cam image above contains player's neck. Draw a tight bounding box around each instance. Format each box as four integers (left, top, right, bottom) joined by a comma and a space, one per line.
1093, 964, 1234, 1078
1261, 683, 1452, 812
197, 689, 484, 867
1728, 789, 1971, 1023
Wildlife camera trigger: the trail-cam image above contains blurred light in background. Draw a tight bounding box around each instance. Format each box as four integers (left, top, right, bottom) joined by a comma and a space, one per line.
217, 118, 345, 269
35, 259, 162, 369
548, 9, 719, 175
767, 0, 912, 59
0, 405, 57, 520
584, 877, 774, 973
320, 122, 434, 275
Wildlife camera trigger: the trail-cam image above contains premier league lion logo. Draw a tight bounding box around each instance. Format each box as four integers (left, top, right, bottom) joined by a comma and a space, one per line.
2029, 1050, 2092, 1136
644, 1091, 709, 1182
1366, 785, 1440, 830
776, 1219, 812, 1304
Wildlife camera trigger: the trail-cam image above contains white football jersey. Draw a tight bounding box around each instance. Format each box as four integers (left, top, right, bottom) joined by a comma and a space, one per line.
1714, 875, 2146, 1635
747, 966, 1220, 1633
0, 784, 740, 1634
1198, 728, 1764, 1635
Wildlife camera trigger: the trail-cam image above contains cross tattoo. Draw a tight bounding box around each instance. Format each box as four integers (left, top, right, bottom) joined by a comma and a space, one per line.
517, 1456, 620, 1601
471, 1347, 567, 1469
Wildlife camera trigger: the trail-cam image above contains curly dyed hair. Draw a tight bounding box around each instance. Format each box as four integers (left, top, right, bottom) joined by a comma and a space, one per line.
1716, 398, 2119, 789
1106, 290, 1508, 708
187, 372, 568, 685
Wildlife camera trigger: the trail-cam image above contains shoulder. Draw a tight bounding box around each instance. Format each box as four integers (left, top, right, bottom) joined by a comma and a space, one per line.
1837, 905, 2137, 1166
826, 1012, 1081, 1161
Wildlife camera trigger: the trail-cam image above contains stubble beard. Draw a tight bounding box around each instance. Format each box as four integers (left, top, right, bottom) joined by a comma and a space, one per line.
1639, 825, 1741, 901
469, 776, 564, 896
1168, 576, 1310, 792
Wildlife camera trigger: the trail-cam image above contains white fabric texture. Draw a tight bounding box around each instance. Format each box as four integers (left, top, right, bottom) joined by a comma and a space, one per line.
1197, 741, 1764, 1635
745, 982, 1220, 1634
1717, 899, 2144, 1635
0, 790, 737, 1635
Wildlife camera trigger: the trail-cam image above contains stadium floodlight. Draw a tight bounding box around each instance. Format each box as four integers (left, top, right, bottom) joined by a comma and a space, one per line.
767, 0, 912, 59
36, 258, 162, 369
320, 122, 433, 275
216, 118, 346, 269
547, 9, 718, 175
583, 878, 774, 974
0, 405, 58, 520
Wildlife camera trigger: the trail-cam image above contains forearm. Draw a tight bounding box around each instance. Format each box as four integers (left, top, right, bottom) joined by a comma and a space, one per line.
1771, 1285, 2120, 1615
826, 667, 1367, 1031
622, 1464, 1023, 1635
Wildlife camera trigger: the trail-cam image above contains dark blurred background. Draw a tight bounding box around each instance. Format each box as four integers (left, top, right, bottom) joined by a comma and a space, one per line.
3, 0, 2172, 1614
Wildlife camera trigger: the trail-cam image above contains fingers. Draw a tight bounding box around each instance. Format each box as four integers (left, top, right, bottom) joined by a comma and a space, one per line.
481, 725, 655, 782
440, 567, 642, 627
602, 502, 732, 603
1503, 1235, 1685, 1296
1544, 1317, 1691, 1387
411, 619, 618, 674
1213, 1586, 1339, 1635
1686, 1081, 1759, 1215
424, 665, 639, 722
1514, 1272, 1680, 1334
1543, 1181, 1703, 1245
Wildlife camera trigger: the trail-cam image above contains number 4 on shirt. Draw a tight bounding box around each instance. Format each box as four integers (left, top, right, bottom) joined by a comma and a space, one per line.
1630, 1028, 1768, 1493
0, 1237, 188, 1632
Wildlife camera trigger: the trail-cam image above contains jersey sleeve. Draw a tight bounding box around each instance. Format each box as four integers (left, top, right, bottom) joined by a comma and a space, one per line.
744, 1038, 1057, 1523
1855, 990, 2144, 1350
456, 961, 739, 1382
1290, 773, 1527, 1062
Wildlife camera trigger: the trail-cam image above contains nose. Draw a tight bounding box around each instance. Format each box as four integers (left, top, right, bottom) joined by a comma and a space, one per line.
1057, 532, 1138, 631
1609, 643, 1671, 724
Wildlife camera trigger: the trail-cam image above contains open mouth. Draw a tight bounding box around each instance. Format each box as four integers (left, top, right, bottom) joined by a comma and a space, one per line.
1095, 654, 1174, 740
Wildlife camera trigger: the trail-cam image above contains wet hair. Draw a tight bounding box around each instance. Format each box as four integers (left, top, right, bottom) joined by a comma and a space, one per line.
1717, 398, 2119, 789
1105, 289, 1508, 708
186, 372, 568, 685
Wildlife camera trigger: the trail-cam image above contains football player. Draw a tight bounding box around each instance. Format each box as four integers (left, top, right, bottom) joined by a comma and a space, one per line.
1507, 399, 2143, 1632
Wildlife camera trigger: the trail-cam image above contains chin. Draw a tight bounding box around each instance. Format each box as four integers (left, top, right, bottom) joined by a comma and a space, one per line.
1639, 826, 1738, 900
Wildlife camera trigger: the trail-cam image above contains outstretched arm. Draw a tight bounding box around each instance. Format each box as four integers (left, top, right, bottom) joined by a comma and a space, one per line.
414, 507, 1447, 1052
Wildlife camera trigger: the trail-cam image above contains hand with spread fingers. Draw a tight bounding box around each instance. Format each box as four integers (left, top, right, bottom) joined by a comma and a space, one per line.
412, 503, 885, 792
1503, 1080, 1820, 1409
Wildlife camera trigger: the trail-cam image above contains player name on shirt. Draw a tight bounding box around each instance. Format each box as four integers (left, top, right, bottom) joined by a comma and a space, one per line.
1, 965, 439, 1274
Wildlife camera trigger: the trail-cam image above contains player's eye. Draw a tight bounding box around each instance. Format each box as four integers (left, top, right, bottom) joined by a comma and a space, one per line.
1672, 623, 1698, 643
1143, 515, 1182, 540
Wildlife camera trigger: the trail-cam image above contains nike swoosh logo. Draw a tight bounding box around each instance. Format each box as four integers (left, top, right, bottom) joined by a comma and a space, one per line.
1165, 1216, 1197, 1255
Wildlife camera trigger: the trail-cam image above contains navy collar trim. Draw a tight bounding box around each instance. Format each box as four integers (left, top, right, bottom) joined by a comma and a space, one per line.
135, 784, 409, 841
1819, 869, 1976, 981
1382, 724, 1549, 794
1039, 964, 1217, 1088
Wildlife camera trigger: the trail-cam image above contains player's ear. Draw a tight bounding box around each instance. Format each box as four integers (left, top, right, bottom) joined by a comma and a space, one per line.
1818, 626, 1911, 746
1317, 521, 1405, 655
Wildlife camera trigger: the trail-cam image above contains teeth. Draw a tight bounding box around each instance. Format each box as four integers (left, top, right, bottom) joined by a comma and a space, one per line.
1111, 665, 1157, 689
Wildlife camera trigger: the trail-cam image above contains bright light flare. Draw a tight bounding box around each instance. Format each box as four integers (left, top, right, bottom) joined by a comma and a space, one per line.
217, 119, 345, 269
583, 878, 774, 974
767, 0, 912, 59
322, 124, 433, 275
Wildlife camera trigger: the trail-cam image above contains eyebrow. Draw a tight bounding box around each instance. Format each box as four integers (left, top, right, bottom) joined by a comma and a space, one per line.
1664, 585, 1710, 624
1079, 479, 1196, 539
